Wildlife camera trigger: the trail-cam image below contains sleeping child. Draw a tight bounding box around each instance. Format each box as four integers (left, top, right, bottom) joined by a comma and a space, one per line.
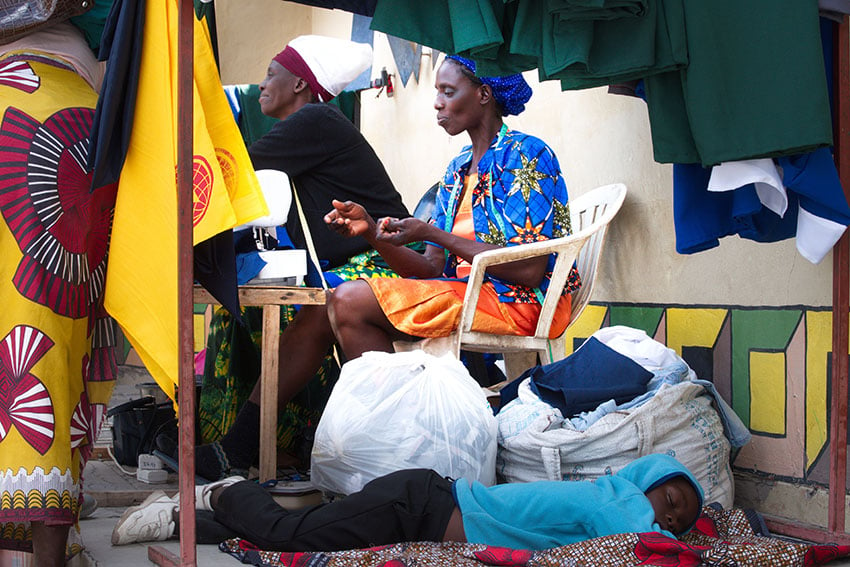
112, 453, 703, 552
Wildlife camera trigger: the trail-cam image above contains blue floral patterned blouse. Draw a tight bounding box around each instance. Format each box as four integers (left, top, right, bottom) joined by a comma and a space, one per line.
431, 126, 581, 303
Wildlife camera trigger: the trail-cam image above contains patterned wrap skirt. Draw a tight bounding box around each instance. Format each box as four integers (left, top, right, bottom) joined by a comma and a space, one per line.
0, 54, 118, 553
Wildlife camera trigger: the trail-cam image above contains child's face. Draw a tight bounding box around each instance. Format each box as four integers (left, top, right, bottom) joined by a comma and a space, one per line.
645, 476, 700, 535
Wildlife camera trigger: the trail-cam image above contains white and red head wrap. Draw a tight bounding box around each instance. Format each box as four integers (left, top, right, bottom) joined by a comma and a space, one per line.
273, 35, 372, 102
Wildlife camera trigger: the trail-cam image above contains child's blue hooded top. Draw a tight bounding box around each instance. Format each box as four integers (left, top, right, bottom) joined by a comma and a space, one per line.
454, 453, 704, 550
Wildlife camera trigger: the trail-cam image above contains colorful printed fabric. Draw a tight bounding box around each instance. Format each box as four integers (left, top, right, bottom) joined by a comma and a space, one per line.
432, 127, 580, 303
101, 0, 269, 401
366, 277, 572, 339
219, 506, 850, 567
0, 55, 117, 551
198, 250, 399, 455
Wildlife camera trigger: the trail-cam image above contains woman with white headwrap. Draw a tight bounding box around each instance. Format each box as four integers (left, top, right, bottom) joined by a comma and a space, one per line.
182, 35, 411, 483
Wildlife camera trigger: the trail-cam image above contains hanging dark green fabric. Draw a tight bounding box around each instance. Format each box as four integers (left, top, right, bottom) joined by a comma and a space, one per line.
510, 0, 651, 75
195, 0, 219, 65
554, 0, 686, 89
370, 0, 833, 168
371, 0, 503, 60
644, 0, 833, 166
330, 91, 358, 124
466, 1, 539, 77
549, 0, 649, 21
70, 0, 114, 51
372, 0, 686, 83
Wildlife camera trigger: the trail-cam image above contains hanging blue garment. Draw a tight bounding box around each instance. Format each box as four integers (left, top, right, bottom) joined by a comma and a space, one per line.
779, 148, 850, 227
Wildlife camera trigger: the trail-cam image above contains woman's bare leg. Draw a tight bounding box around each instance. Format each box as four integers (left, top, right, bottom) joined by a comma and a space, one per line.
328, 280, 413, 359
192, 304, 338, 480
31, 522, 69, 567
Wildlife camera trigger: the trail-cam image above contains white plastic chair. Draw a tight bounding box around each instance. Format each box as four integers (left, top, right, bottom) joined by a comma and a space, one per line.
398, 183, 627, 379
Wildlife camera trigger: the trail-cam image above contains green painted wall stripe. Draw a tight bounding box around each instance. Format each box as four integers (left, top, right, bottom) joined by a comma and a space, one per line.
731, 309, 803, 426
608, 306, 664, 337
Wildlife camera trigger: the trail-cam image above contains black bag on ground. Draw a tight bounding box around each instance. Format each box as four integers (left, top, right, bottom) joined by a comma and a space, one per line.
107, 396, 177, 467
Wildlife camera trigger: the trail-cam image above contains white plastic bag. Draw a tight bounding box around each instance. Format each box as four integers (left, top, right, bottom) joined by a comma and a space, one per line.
310, 350, 498, 495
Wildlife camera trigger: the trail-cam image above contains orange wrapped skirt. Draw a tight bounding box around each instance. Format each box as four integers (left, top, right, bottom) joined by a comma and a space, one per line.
365, 278, 572, 339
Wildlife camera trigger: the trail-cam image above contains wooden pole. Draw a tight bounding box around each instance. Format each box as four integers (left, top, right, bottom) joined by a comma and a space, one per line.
829, 13, 850, 537
176, 0, 197, 564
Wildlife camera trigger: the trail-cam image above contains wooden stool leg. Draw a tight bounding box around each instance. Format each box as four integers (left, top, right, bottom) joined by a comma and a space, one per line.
259, 305, 281, 482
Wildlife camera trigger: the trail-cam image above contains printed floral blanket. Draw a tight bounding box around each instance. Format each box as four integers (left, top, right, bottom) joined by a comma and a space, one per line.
219, 506, 850, 567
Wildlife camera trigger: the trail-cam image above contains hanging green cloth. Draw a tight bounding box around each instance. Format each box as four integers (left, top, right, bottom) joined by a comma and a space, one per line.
371, 0, 503, 61
553, 0, 686, 89
644, 0, 832, 166
195, 0, 219, 65
70, 0, 115, 51
370, 0, 833, 168
495, 0, 686, 88
465, 1, 539, 77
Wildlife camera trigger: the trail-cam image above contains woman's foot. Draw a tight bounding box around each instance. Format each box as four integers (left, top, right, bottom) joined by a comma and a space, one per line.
155, 400, 260, 482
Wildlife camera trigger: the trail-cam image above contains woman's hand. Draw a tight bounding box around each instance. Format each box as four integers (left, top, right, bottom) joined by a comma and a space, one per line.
324, 199, 377, 240
325, 201, 441, 278
375, 216, 431, 247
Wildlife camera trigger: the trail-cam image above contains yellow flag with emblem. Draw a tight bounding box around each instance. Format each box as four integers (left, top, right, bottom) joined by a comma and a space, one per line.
104, 0, 268, 397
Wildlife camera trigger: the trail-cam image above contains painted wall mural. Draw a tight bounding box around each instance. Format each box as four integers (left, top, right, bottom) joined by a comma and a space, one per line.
564, 303, 837, 486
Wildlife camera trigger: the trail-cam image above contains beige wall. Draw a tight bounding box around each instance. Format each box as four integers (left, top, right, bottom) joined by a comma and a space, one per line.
217, 6, 834, 309
215, 0, 313, 86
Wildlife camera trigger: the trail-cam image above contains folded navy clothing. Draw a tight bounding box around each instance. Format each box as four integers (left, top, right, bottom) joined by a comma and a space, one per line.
513, 337, 653, 417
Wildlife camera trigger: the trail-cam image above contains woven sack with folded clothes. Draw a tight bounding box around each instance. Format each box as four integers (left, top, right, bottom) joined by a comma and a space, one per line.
496, 326, 749, 509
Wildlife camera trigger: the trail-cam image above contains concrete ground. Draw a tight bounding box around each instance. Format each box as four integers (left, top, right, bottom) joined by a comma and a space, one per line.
72, 365, 242, 566
78, 507, 233, 566
77, 462, 241, 566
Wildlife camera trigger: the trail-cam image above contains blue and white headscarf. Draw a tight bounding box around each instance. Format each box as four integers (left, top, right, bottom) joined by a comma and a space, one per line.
446, 55, 532, 117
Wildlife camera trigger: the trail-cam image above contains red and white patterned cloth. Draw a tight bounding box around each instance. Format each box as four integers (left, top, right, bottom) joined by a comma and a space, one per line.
220, 506, 850, 567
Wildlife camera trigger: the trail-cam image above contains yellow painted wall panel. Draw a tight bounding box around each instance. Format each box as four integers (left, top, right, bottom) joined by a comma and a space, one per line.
194, 313, 206, 352
805, 311, 831, 467
564, 304, 608, 356
666, 308, 727, 355
750, 351, 786, 435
